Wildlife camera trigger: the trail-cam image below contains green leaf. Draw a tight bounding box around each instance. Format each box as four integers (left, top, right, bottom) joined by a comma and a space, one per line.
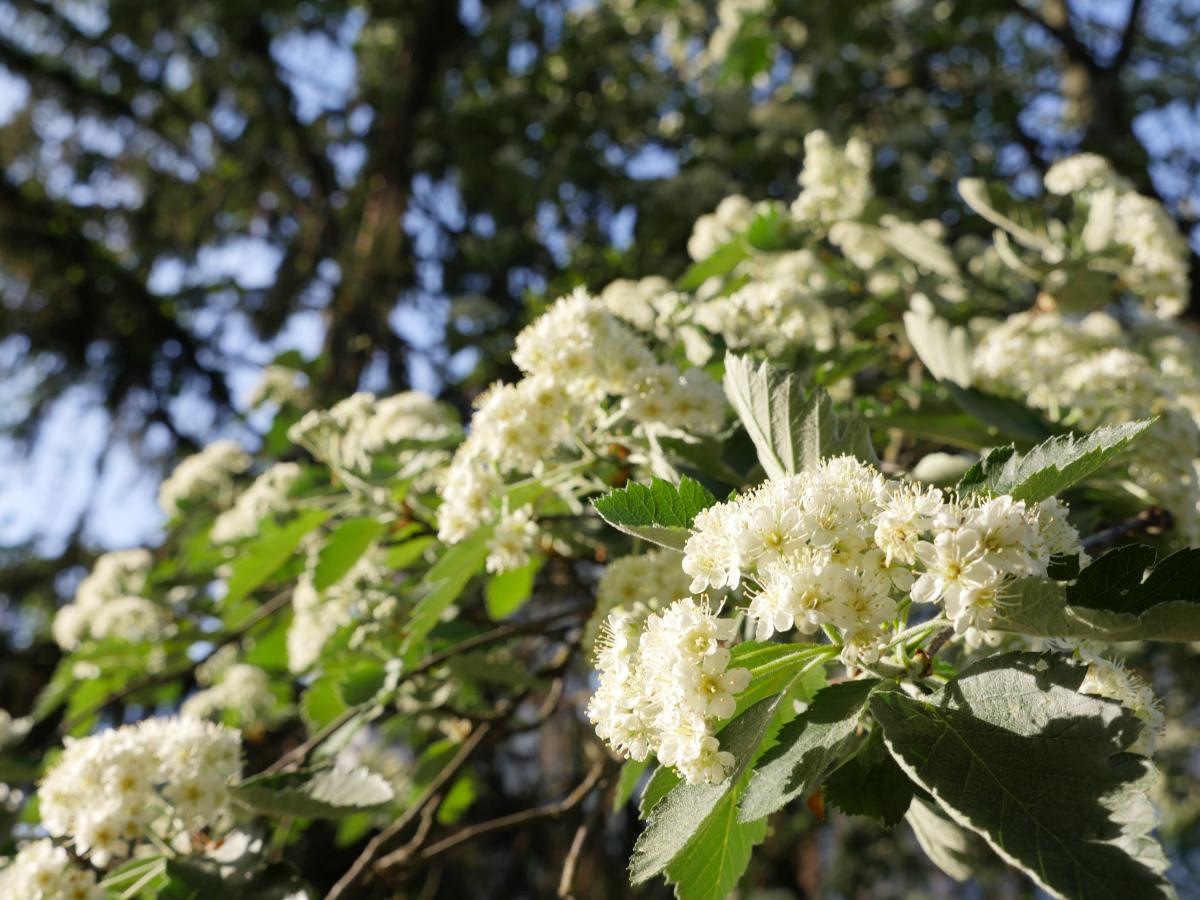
224, 508, 330, 606
677, 239, 750, 291
484, 555, 543, 619
312, 517, 386, 591
385, 535, 435, 569
300, 678, 348, 731
436, 773, 478, 825
822, 729, 913, 827
996, 546, 1200, 642
233, 765, 394, 818
614, 757, 651, 812
944, 384, 1054, 443
958, 178, 1049, 249
881, 220, 959, 277
739, 679, 877, 821
905, 798, 978, 882
592, 476, 717, 550
958, 420, 1153, 503
871, 652, 1173, 900
723, 352, 876, 481
729, 642, 830, 712
666, 802, 768, 900
630, 696, 782, 896
399, 527, 492, 661
903, 310, 972, 387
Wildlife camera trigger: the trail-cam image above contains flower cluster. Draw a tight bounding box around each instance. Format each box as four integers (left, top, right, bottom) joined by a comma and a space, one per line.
211, 462, 302, 543
288, 544, 392, 672
182, 648, 281, 727
584, 550, 693, 651
248, 364, 309, 409
0, 840, 104, 900
486, 504, 540, 574
39, 717, 242, 865
438, 289, 724, 547
974, 309, 1200, 541
587, 598, 750, 784
687, 194, 765, 261
692, 255, 839, 358
683, 456, 1082, 654
1043, 154, 1189, 317
53, 548, 167, 650
790, 130, 873, 226
158, 439, 251, 516
289, 390, 461, 486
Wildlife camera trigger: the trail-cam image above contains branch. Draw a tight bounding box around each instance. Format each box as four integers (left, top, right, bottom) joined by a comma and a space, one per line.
263, 607, 583, 774
1082, 506, 1173, 554
381, 758, 607, 870
324, 723, 492, 900
1010, 1, 1098, 70
1112, 0, 1145, 70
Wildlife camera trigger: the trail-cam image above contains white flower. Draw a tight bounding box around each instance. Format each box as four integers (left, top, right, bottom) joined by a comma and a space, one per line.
39, 717, 242, 866
159, 440, 250, 516
791, 131, 873, 226
53, 548, 165, 650
211, 462, 302, 543
587, 598, 747, 785
911, 528, 1000, 610
0, 840, 104, 900
584, 550, 691, 651
1044, 153, 1129, 196
486, 505, 540, 574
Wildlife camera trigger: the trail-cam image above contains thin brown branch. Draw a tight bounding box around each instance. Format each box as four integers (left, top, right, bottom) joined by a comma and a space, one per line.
265, 610, 581, 775
1082, 506, 1173, 554
397, 758, 607, 868
324, 724, 491, 900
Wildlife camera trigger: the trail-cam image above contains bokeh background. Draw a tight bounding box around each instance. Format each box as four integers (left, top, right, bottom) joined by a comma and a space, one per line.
1, 0, 1198, 895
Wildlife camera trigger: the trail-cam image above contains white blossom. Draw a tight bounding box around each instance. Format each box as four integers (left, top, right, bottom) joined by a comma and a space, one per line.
158, 439, 250, 516
0, 840, 104, 900
39, 717, 242, 866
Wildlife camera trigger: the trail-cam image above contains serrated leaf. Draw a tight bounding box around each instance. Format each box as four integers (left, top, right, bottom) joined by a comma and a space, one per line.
398, 527, 492, 661
723, 352, 877, 480
995, 546, 1200, 642
902, 310, 973, 387
224, 508, 330, 606
958, 178, 1049, 249
740, 678, 877, 821
872, 652, 1173, 900
666, 799, 768, 900
233, 765, 394, 818
592, 476, 717, 550
630, 696, 782, 885
312, 517, 386, 591
821, 729, 913, 827
958, 420, 1152, 502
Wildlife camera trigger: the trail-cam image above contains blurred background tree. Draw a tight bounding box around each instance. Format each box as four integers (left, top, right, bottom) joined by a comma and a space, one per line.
0, 1, 1198, 895
1, 0, 1197, 557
